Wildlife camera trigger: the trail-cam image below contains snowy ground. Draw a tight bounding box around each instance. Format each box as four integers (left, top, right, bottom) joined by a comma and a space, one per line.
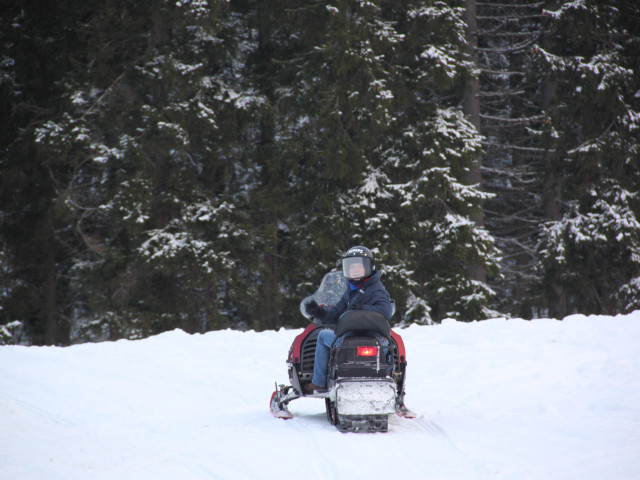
2, 312, 640, 480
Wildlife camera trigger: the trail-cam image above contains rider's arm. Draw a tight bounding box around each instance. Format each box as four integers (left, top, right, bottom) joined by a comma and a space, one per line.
361, 287, 393, 321
324, 292, 349, 324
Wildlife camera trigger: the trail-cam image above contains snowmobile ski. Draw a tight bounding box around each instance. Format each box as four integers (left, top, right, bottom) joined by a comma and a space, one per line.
395, 402, 417, 419
270, 384, 296, 419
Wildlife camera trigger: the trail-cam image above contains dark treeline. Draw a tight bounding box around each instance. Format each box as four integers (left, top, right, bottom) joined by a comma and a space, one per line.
1, 0, 639, 345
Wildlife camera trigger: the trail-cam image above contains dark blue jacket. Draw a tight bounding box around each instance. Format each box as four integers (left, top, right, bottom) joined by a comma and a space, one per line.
323, 270, 393, 323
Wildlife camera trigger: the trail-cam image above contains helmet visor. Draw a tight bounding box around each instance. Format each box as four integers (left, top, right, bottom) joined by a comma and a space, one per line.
342, 256, 373, 280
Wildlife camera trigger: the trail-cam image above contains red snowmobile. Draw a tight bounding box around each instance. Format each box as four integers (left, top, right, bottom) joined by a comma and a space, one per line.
270, 271, 415, 432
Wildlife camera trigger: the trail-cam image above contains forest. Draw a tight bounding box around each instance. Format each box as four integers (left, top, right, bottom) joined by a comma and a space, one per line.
1, 0, 639, 345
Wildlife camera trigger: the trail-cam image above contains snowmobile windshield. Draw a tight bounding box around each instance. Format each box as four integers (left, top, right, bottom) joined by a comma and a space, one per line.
299, 271, 347, 320
341, 256, 373, 280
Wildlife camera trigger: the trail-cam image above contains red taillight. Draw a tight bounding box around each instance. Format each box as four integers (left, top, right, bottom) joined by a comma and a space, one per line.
357, 346, 378, 357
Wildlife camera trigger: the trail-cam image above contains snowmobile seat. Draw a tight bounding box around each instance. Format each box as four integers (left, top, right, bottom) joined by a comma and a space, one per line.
334, 310, 390, 338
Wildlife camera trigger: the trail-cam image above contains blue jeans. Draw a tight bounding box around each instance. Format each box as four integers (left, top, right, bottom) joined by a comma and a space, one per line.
311, 329, 389, 387
311, 329, 337, 387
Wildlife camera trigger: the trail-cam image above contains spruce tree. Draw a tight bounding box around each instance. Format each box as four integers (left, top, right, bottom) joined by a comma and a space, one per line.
535, 1, 640, 316
251, 1, 501, 324
23, 0, 264, 340
0, 0, 91, 344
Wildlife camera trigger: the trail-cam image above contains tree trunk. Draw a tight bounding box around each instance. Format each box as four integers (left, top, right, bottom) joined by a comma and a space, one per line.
475, 0, 546, 317
540, 5, 565, 317
43, 220, 59, 345
464, 0, 487, 284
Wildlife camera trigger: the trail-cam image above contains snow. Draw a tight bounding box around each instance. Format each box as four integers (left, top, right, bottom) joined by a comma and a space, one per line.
2, 312, 640, 479
421, 46, 459, 79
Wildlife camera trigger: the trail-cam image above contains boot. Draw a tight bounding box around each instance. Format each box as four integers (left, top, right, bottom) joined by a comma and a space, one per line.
303, 382, 326, 394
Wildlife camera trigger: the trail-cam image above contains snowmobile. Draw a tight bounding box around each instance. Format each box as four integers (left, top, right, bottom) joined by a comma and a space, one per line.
270, 271, 415, 432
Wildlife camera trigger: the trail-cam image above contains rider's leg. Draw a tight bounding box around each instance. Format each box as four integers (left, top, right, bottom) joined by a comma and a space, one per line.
311, 329, 336, 388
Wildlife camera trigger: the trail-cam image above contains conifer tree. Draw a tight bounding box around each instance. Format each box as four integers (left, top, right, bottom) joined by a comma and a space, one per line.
251, 1, 501, 323
535, 1, 640, 316
21, 0, 264, 340
464, 0, 549, 318
9, 0, 637, 343
0, 0, 92, 344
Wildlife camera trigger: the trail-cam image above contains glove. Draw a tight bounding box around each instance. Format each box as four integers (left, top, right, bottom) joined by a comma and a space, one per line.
304, 300, 326, 318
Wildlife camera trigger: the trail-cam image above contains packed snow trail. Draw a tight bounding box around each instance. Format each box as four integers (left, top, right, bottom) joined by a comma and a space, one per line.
1, 313, 640, 479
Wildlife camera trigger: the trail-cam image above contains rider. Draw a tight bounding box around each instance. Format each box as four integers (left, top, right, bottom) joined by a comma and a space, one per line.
303, 246, 393, 394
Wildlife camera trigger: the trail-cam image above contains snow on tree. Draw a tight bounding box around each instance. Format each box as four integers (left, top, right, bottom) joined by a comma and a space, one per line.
2, 0, 638, 344
535, 1, 640, 316
21, 0, 265, 340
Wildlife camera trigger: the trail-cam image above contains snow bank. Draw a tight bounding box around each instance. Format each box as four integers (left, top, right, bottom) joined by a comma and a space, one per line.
1, 313, 639, 479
